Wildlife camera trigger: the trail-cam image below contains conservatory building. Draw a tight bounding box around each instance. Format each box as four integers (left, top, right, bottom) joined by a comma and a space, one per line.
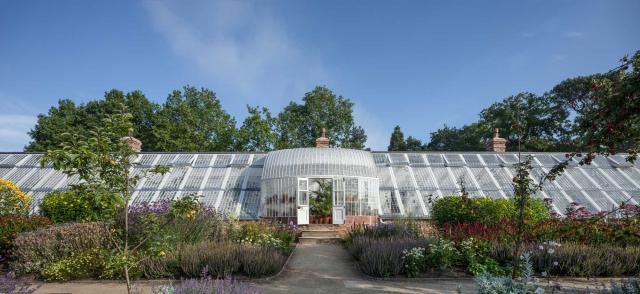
1, 130, 640, 225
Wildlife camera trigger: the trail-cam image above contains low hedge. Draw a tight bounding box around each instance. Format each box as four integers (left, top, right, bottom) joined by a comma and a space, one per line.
0, 215, 52, 255
431, 196, 550, 227
41, 188, 123, 223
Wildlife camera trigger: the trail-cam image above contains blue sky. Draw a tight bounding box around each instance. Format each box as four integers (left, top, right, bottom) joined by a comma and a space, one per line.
1, 1, 639, 151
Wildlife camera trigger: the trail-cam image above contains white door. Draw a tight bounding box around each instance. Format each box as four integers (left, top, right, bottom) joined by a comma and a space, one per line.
332, 178, 345, 224
297, 178, 309, 225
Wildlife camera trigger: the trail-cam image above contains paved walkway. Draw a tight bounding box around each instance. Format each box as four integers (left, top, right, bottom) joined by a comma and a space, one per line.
32, 244, 620, 294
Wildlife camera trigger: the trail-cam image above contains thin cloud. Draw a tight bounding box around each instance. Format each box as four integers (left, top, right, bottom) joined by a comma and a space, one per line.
143, 0, 329, 102
0, 114, 36, 151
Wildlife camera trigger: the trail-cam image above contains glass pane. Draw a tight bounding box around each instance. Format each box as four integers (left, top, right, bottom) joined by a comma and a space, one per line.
298, 191, 308, 206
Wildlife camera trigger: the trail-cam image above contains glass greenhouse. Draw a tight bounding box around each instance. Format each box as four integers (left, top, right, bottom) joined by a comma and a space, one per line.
1, 149, 639, 224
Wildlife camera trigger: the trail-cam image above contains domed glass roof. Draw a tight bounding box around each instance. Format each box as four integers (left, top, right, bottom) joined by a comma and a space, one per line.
261, 148, 377, 179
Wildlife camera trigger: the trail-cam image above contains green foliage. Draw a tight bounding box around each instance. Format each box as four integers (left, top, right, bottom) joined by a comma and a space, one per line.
425, 238, 459, 270
102, 251, 142, 280
235, 105, 278, 151
431, 196, 550, 227
230, 221, 296, 252
309, 179, 332, 217
276, 86, 367, 149
474, 253, 542, 294
460, 238, 505, 276
426, 123, 488, 151
153, 86, 236, 151
10, 222, 112, 275
0, 215, 52, 254
41, 188, 123, 223
602, 278, 640, 294
531, 217, 640, 246
41, 248, 109, 281
388, 125, 406, 151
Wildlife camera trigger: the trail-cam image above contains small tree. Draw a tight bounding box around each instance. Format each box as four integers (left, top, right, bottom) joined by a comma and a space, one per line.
41, 110, 168, 294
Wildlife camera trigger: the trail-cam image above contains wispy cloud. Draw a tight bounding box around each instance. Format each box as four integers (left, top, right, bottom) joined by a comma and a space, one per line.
143, 0, 328, 102
564, 31, 584, 38
0, 115, 36, 151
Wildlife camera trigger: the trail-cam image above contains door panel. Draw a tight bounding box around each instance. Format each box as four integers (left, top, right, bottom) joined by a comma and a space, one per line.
297, 178, 309, 225
333, 178, 346, 224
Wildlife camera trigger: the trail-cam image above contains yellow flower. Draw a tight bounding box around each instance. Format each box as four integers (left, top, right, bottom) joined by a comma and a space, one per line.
159, 251, 166, 257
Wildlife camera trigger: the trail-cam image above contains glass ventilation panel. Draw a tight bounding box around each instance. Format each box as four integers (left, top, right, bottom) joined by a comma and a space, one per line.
431, 167, 456, 189
625, 191, 640, 204
137, 154, 158, 166
426, 154, 445, 166
225, 168, 245, 190
19, 169, 51, 190
163, 167, 188, 189
172, 154, 194, 166
214, 155, 232, 167
583, 169, 618, 190
393, 167, 415, 190
204, 168, 227, 190
584, 190, 616, 211
240, 191, 261, 219
0, 154, 28, 166
619, 168, 640, 188
372, 153, 388, 166
554, 174, 579, 190
462, 154, 483, 167
132, 191, 155, 204
5, 168, 31, 183
469, 168, 499, 190
440, 189, 459, 197
183, 168, 207, 190
420, 190, 439, 205
610, 155, 634, 167
601, 169, 638, 190
231, 154, 251, 166
591, 156, 612, 167
498, 154, 519, 166
0, 167, 13, 178
200, 190, 220, 207
377, 167, 395, 189
20, 155, 42, 167
564, 190, 599, 212
546, 192, 570, 214
37, 171, 65, 191
0, 154, 9, 164
156, 190, 177, 202
606, 190, 633, 205
488, 168, 514, 190
407, 154, 426, 166
529, 168, 560, 191
218, 190, 241, 215
412, 168, 438, 190
444, 154, 464, 166
389, 153, 409, 165
535, 154, 559, 166
156, 154, 176, 166
400, 190, 424, 216
379, 189, 400, 215
193, 155, 214, 167
449, 167, 479, 190
466, 190, 485, 197
141, 172, 164, 190
480, 154, 501, 166
250, 155, 266, 167
244, 168, 262, 190
566, 169, 597, 189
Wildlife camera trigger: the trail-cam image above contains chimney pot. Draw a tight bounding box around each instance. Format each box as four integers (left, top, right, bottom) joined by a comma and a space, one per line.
122, 128, 142, 152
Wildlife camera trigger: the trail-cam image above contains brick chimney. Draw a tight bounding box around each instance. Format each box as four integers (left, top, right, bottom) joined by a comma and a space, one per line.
122, 128, 142, 152
486, 128, 506, 152
315, 128, 330, 148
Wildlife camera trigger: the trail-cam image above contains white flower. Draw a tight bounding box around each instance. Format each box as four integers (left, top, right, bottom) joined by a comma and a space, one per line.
541, 271, 548, 277
547, 248, 555, 254
535, 287, 545, 294
553, 261, 559, 266
539, 245, 544, 250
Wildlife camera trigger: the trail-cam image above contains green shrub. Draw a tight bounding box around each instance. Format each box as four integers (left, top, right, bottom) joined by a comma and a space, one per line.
459, 238, 505, 276
402, 247, 426, 277
41, 187, 123, 223
0, 215, 52, 254
101, 251, 142, 280
240, 246, 286, 277
425, 238, 459, 270
10, 222, 112, 275
41, 248, 109, 281
431, 196, 550, 227
531, 218, 640, 246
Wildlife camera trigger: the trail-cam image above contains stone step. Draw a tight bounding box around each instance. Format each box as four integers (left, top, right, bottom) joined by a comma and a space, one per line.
301, 230, 341, 238
298, 236, 342, 245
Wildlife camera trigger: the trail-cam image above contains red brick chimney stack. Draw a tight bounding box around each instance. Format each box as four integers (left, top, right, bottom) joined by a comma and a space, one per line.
123, 128, 142, 153
315, 128, 330, 148
487, 128, 506, 153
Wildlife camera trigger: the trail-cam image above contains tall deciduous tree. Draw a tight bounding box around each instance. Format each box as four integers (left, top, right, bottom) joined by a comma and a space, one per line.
235, 105, 278, 152
152, 86, 236, 152
275, 86, 367, 149
404, 136, 425, 151
426, 123, 487, 151
388, 125, 406, 151
26, 89, 158, 151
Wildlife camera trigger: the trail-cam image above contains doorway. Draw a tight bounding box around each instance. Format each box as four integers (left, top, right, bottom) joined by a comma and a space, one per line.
296, 177, 346, 225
